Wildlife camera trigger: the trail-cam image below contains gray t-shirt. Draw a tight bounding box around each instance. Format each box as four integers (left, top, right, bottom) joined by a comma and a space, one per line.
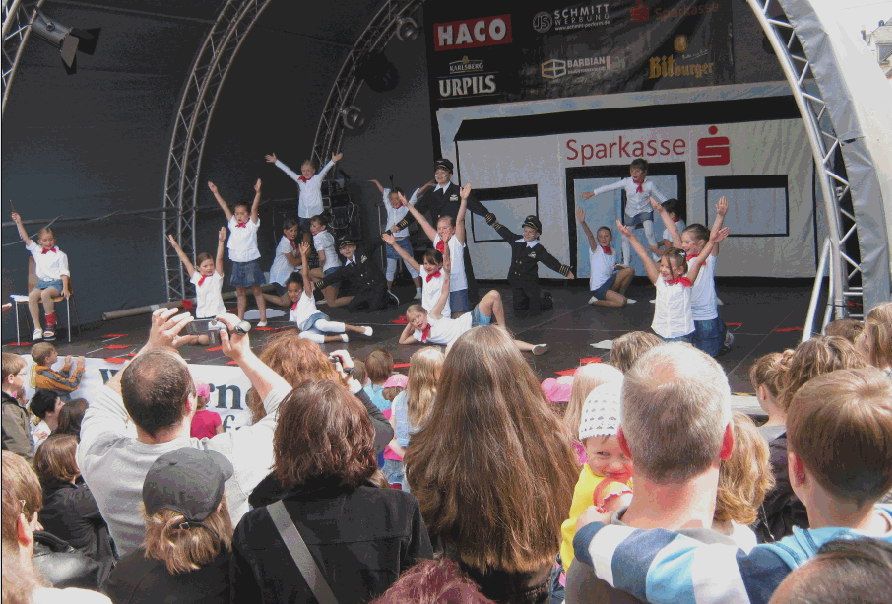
758, 424, 786, 443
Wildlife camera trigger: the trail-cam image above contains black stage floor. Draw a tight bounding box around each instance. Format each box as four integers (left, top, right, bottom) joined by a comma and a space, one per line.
4, 278, 814, 415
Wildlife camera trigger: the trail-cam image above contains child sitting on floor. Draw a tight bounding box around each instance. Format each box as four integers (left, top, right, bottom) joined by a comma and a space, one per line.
577, 208, 634, 308
30, 343, 84, 401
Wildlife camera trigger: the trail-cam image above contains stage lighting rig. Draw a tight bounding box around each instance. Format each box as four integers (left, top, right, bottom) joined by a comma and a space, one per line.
341, 106, 365, 130
395, 17, 419, 41
29, 9, 100, 74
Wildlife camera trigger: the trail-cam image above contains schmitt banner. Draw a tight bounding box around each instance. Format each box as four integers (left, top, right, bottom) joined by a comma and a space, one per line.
424, 0, 735, 108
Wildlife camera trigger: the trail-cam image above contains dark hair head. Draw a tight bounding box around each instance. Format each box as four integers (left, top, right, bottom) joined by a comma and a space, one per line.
196, 252, 214, 266
365, 349, 394, 385
29, 389, 59, 420
422, 249, 443, 266
389, 187, 404, 198
596, 226, 612, 237
309, 214, 328, 227
120, 349, 195, 437
662, 198, 680, 217
274, 380, 376, 489
682, 223, 709, 244
370, 558, 497, 604
284, 272, 304, 289
631, 158, 648, 171
283, 217, 300, 230
55, 399, 89, 441
233, 203, 250, 214
34, 434, 79, 485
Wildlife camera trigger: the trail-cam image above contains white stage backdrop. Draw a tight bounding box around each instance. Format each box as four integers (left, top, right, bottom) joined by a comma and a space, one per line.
436, 85, 820, 281
21, 357, 254, 431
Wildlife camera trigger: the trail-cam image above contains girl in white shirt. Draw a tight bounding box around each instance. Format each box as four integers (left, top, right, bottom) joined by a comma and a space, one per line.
11, 211, 71, 342
167, 227, 227, 345
617, 218, 728, 342
381, 232, 450, 317
307, 215, 342, 306
265, 218, 301, 307
288, 241, 373, 343
265, 151, 343, 245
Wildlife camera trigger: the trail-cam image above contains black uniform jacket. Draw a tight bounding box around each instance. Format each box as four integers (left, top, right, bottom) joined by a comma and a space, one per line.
314, 243, 386, 295
492, 222, 571, 288
395, 182, 494, 229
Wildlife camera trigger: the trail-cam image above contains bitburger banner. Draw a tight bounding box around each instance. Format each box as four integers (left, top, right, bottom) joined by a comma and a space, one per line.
424, 0, 734, 108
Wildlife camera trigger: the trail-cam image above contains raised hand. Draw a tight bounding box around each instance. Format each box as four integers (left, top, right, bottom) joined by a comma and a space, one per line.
64, 355, 73, 366
332, 152, 344, 162
381, 232, 396, 245
208, 181, 218, 193
298, 240, 311, 256
217, 313, 250, 361
649, 196, 663, 212
716, 196, 729, 216
219, 226, 227, 242
616, 220, 632, 238
11, 211, 21, 223
146, 308, 193, 351
167, 234, 181, 248
460, 182, 472, 200
76, 356, 85, 367
576, 207, 586, 223
254, 178, 262, 192
580, 191, 595, 200
710, 227, 731, 243
264, 153, 277, 163
396, 191, 409, 207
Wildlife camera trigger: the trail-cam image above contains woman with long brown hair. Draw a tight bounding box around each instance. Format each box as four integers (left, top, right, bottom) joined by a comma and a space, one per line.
230, 379, 431, 603
406, 325, 578, 604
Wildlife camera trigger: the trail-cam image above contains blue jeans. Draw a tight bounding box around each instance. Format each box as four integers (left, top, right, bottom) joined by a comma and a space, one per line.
450, 289, 470, 313
661, 332, 692, 343
383, 459, 408, 492
692, 316, 726, 357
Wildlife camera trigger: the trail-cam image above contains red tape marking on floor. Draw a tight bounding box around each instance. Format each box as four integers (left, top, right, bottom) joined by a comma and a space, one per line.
579, 357, 602, 364
555, 369, 577, 377
253, 326, 275, 331
393, 363, 411, 369
226, 360, 238, 366
104, 358, 127, 364
390, 315, 409, 324
103, 334, 128, 338
726, 322, 742, 326
774, 327, 803, 332
6, 342, 32, 346
103, 344, 131, 350
206, 346, 223, 352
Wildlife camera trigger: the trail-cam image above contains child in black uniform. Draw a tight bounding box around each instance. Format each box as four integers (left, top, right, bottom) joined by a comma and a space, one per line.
489, 214, 574, 311
313, 239, 390, 311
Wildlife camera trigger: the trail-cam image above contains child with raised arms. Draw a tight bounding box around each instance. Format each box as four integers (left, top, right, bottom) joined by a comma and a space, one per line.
11, 211, 71, 341
264, 216, 301, 308
265, 151, 343, 244
652, 195, 731, 355
370, 178, 433, 302
168, 227, 227, 342
209, 178, 268, 325
381, 231, 449, 317
580, 158, 667, 266
617, 216, 728, 342
649, 198, 686, 257
577, 207, 635, 308
288, 240, 373, 343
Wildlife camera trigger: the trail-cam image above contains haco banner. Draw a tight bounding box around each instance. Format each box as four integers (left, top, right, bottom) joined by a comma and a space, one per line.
423, 0, 734, 108
21, 357, 254, 431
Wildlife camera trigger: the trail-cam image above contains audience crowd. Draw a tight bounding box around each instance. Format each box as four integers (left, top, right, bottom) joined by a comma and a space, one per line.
1, 301, 890, 604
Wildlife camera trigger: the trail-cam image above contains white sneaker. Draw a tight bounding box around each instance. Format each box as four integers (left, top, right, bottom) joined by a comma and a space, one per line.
532, 343, 549, 355
32, 328, 43, 341
340, 333, 350, 342
724, 330, 735, 347
362, 326, 373, 337
625, 299, 636, 304
414, 289, 422, 300
649, 299, 657, 304
588, 296, 598, 305
256, 321, 268, 327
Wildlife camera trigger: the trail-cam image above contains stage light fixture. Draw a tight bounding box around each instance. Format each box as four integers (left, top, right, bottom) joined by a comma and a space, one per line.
29, 9, 100, 75
396, 17, 419, 41
355, 51, 399, 93
341, 106, 365, 130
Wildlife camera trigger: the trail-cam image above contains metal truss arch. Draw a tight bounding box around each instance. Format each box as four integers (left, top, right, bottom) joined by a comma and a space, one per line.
310, 0, 423, 169
2, 0, 46, 118
161, 0, 273, 303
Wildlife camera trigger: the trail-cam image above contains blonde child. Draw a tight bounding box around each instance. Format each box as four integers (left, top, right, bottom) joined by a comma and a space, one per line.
11, 211, 70, 341
577, 208, 635, 307
856, 302, 891, 374
561, 364, 623, 465
265, 217, 301, 307
386, 347, 445, 492
370, 179, 431, 301
168, 227, 227, 334
287, 241, 372, 344
608, 331, 663, 374
265, 151, 343, 244
307, 214, 341, 305
190, 382, 224, 438
382, 232, 449, 316
30, 342, 84, 401
209, 178, 268, 325
617, 216, 728, 342
580, 158, 667, 266
748, 350, 792, 443
559, 381, 633, 580
652, 196, 731, 354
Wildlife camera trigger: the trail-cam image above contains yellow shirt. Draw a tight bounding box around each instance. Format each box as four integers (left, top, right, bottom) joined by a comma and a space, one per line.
559, 464, 633, 573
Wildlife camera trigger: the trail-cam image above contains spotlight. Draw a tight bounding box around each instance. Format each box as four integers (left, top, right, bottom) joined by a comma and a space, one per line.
355, 51, 399, 93
396, 17, 419, 41
29, 9, 100, 75
341, 106, 365, 130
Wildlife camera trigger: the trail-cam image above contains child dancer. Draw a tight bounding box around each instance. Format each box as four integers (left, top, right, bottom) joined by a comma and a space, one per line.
370, 179, 430, 301
168, 226, 227, 329
265, 217, 301, 307
652, 196, 731, 354
395, 185, 470, 316
577, 207, 635, 308
209, 179, 268, 325
649, 198, 685, 257
11, 211, 70, 341
308, 215, 341, 305
265, 151, 343, 244
580, 158, 667, 266
488, 211, 574, 311
386, 346, 445, 491
381, 232, 449, 317
289, 241, 373, 343
617, 217, 728, 342
313, 238, 389, 311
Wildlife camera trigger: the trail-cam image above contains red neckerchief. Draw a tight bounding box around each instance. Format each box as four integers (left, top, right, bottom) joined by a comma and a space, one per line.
601, 245, 612, 255
674, 218, 681, 223
666, 275, 692, 287
235, 222, 247, 228
435, 240, 445, 253
41, 247, 57, 254
198, 275, 207, 286
420, 324, 431, 342
634, 177, 645, 193
290, 240, 296, 251
298, 176, 310, 183
425, 269, 441, 283
686, 253, 697, 261
291, 300, 298, 311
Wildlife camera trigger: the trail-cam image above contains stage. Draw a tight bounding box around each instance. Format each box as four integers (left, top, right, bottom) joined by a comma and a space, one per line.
4, 278, 816, 418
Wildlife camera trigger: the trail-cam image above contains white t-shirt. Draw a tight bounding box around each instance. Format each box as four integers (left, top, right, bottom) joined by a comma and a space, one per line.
27, 241, 70, 281
652, 275, 694, 338
269, 236, 296, 287
289, 292, 319, 328
226, 216, 260, 263
433, 234, 467, 292
420, 266, 450, 316
313, 230, 341, 271
662, 219, 686, 244
383, 188, 419, 238
32, 419, 50, 450
588, 245, 616, 291
592, 177, 667, 217
690, 254, 719, 321
190, 271, 225, 318
274, 159, 335, 218
413, 312, 474, 346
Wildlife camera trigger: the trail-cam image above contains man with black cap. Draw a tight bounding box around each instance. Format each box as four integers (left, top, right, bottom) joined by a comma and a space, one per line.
489, 213, 574, 311
314, 238, 391, 311
392, 158, 496, 303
